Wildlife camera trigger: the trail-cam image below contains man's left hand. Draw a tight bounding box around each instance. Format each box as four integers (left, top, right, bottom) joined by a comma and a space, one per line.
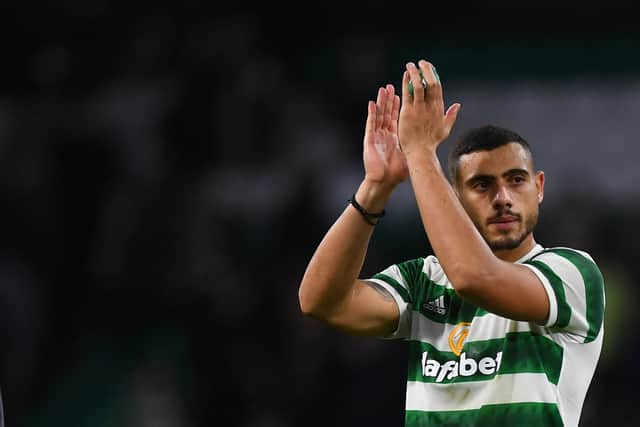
398, 60, 461, 157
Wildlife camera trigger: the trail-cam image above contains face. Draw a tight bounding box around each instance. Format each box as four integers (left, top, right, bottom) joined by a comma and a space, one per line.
455, 143, 544, 258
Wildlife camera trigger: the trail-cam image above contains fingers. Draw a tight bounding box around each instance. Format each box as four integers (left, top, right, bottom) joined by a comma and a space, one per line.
382, 84, 395, 130
390, 93, 400, 134
372, 85, 399, 131
402, 59, 459, 143
375, 87, 385, 129
364, 100, 376, 151
405, 62, 425, 102
365, 100, 376, 133
401, 70, 411, 104
444, 103, 462, 135
418, 60, 443, 103
418, 59, 438, 86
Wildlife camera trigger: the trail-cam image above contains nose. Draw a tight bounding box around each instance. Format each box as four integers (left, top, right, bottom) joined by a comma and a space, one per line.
492, 185, 513, 209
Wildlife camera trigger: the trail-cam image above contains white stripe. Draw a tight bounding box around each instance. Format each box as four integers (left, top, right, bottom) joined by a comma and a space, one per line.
366, 278, 412, 339
409, 310, 536, 352
423, 255, 447, 284
530, 252, 589, 340
555, 246, 594, 263
522, 263, 558, 327
405, 373, 557, 412
378, 264, 410, 290
555, 332, 603, 427
370, 248, 556, 343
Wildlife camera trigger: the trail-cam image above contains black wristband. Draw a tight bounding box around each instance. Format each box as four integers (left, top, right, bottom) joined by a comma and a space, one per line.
348, 193, 386, 225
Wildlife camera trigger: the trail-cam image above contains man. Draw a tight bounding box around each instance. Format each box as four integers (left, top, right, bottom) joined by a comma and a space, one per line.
298, 59, 604, 427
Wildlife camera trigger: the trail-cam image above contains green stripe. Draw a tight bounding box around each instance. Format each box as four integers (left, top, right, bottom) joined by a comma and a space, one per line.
411, 283, 487, 325
531, 248, 605, 343
378, 258, 489, 325
553, 249, 605, 343
525, 260, 571, 328
397, 258, 425, 295
475, 308, 490, 317
372, 273, 412, 303
373, 258, 424, 304
407, 332, 563, 385
406, 402, 563, 427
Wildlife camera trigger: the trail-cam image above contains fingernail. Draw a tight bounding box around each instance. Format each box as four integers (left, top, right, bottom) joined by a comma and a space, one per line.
432, 65, 440, 83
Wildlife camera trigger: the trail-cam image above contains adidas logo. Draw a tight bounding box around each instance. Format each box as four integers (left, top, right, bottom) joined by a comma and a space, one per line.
424, 295, 447, 315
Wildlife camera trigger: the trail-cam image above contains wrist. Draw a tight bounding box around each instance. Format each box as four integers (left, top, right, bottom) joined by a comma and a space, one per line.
403, 146, 438, 162
355, 179, 394, 213
404, 148, 440, 170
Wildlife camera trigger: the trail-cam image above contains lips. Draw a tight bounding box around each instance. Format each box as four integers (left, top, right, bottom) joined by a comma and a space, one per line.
487, 215, 520, 231
488, 215, 519, 224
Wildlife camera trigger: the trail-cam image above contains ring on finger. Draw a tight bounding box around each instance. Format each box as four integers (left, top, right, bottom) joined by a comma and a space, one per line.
408, 71, 428, 97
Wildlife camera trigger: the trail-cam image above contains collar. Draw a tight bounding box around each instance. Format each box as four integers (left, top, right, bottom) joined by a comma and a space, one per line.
515, 243, 544, 264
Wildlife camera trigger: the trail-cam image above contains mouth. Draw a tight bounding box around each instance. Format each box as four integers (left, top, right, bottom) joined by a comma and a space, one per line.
487, 215, 520, 230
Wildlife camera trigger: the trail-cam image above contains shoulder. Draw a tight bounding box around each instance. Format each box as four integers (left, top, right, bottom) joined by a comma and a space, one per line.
525, 247, 602, 285
525, 246, 603, 288
424, 255, 447, 284
399, 255, 451, 286
528, 246, 596, 264
376, 255, 444, 287
525, 246, 605, 342
395, 255, 439, 276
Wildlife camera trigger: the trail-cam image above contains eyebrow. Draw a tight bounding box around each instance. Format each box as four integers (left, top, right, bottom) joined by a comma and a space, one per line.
465, 168, 530, 186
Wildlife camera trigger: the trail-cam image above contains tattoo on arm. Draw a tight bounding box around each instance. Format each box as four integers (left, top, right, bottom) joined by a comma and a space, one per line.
364, 280, 394, 301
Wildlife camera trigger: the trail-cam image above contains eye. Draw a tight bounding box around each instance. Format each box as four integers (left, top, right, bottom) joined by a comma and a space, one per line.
512, 175, 526, 184
473, 181, 489, 191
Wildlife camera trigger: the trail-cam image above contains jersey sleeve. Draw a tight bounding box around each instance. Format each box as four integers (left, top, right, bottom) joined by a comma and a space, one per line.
522, 248, 605, 343
366, 257, 426, 340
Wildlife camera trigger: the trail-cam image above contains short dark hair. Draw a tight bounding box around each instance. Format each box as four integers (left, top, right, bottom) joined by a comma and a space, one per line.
447, 124, 533, 183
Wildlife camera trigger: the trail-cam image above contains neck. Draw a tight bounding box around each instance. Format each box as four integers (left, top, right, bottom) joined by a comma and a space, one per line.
493, 234, 537, 263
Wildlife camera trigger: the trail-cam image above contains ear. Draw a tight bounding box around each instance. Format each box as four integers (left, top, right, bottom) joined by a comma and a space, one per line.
535, 171, 545, 204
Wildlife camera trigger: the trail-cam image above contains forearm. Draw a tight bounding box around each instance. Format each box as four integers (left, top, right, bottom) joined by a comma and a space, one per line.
298, 180, 393, 317
406, 151, 495, 288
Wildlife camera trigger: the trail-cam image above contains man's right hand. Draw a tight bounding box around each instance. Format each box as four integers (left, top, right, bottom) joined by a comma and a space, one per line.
362, 84, 408, 190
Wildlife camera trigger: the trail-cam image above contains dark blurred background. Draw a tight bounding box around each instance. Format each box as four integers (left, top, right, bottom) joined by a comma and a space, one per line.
0, 2, 638, 426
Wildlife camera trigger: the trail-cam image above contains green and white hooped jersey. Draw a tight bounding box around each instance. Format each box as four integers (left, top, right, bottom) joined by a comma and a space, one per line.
368, 244, 605, 427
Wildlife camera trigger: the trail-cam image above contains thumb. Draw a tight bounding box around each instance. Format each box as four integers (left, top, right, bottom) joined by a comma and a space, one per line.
444, 103, 461, 135
363, 101, 376, 151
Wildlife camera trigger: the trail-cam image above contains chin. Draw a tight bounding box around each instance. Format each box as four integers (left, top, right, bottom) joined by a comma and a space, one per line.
489, 240, 522, 251
487, 232, 528, 251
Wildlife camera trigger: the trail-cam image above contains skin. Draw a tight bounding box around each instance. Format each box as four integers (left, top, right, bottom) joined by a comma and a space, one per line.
455, 143, 544, 262
298, 60, 549, 336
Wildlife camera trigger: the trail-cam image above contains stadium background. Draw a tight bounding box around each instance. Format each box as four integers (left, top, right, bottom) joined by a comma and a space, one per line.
0, 2, 638, 426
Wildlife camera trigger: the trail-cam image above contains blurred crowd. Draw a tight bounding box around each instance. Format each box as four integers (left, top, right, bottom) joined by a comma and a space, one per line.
1, 3, 639, 426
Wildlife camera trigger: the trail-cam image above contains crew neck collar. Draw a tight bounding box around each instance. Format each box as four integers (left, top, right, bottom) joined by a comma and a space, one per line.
515, 243, 544, 264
